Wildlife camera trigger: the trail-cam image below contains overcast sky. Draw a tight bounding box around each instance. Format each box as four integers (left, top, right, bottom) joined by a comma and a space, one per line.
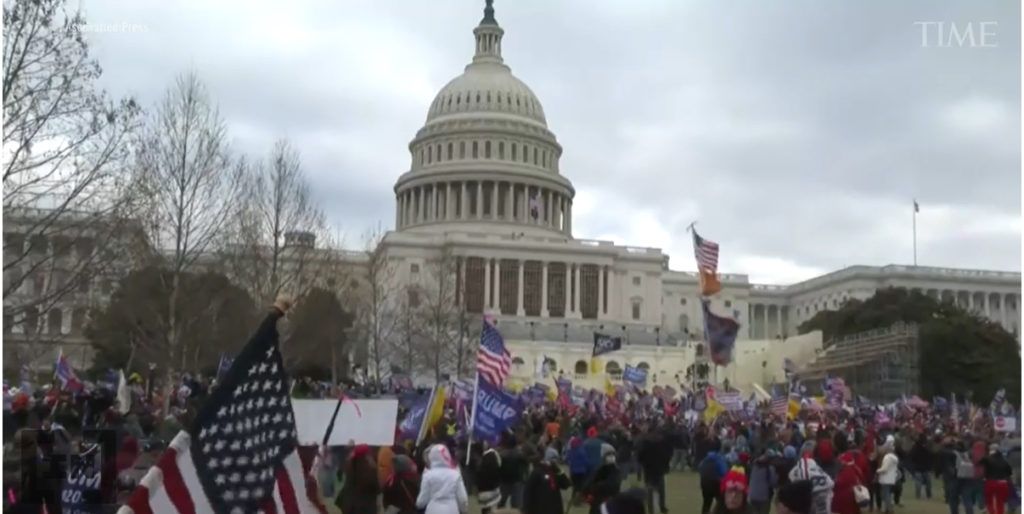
79, 0, 1020, 284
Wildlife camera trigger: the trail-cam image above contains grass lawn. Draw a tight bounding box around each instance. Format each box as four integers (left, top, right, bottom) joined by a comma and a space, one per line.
323, 471, 954, 514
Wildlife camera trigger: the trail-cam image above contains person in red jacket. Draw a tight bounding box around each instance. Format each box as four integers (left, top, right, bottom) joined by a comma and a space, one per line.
833, 452, 864, 514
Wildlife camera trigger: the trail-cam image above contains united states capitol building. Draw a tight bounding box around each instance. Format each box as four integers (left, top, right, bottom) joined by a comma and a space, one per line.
374, 2, 1021, 389
5, 2, 1020, 390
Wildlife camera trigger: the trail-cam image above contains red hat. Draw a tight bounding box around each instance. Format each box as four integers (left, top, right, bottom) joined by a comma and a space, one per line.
721, 468, 748, 494
350, 444, 371, 461
586, 426, 598, 438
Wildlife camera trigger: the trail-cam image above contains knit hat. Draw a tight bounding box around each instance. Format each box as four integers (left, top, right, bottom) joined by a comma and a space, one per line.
587, 426, 599, 438
350, 444, 371, 461
721, 468, 748, 494
601, 488, 646, 514
777, 480, 814, 514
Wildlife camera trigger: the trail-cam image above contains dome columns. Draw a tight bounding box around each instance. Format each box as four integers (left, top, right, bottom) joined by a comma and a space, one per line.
395, 179, 572, 236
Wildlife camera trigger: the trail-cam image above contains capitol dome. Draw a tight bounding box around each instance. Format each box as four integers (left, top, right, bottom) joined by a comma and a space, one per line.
393, 0, 575, 238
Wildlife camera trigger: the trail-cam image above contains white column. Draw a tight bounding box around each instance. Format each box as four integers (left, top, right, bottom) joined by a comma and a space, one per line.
446, 183, 453, 220
597, 265, 604, 318
517, 260, 525, 316
541, 262, 549, 317
430, 185, 438, 222
506, 182, 514, 220
494, 259, 502, 311
483, 258, 491, 311
489, 182, 496, 219
564, 264, 571, 317
476, 182, 483, 219
461, 183, 468, 220
565, 200, 572, 234
552, 194, 561, 230
573, 263, 581, 318
395, 195, 401, 228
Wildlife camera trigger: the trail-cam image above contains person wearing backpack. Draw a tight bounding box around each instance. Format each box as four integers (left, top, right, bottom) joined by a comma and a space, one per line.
946, 440, 980, 514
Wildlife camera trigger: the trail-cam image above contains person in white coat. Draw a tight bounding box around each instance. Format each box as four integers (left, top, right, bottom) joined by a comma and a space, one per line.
416, 444, 469, 514
876, 442, 900, 514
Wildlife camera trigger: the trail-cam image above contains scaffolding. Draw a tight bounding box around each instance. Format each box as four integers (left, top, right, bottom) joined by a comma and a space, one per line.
800, 322, 920, 404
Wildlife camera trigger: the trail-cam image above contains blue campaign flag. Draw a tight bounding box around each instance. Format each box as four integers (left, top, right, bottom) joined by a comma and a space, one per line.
398, 394, 431, 442
622, 365, 648, 385
472, 379, 523, 443
556, 377, 572, 395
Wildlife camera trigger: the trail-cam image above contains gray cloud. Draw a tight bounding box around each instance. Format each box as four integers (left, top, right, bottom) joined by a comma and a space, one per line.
81, 0, 1020, 283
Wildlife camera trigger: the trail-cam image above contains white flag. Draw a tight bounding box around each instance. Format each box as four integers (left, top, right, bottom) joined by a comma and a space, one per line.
116, 369, 131, 414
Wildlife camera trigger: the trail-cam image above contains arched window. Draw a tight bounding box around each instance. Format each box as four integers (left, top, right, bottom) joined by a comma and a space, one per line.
486, 91, 491, 104
533, 147, 538, 165
511, 143, 518, 161
472, 141, 479, 159
605, 361, 622, 376
679, 314, 689, 333
544, 357, 557, 371
447, 143, 453, 160
427, 146, 433, 163
637, 361, 650, 372
459, 141, 466, 159
485, 141, 491, 158
498, 142, 505, 159
436, 144, 442, 161
574, 360, 588, 374
419, 149, 424, 166
456, 94, 461, 105
523, 146, 529, 163
695, 344, 705, 357
512, 357, 525, 365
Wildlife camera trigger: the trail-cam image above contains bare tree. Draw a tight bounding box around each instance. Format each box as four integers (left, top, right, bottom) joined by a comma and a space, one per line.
223, 139, 336, 305
350, 224, 401, 386
135, 72, 242, 391
417, 245, 462, 382
3, 0, 143, 336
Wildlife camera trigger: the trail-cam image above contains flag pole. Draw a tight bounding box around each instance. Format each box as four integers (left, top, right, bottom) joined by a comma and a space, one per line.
465, 371, 480, 466
912, 199, 917, 266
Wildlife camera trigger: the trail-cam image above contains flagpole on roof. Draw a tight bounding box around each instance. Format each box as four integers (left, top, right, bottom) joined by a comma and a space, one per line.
912, 199, 918, 266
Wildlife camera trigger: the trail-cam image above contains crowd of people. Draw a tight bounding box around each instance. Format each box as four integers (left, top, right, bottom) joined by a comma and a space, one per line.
3, 369, 1021, 514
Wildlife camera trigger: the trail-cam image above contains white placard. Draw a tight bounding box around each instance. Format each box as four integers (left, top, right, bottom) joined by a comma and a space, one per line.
994, 415, 1017, 433
292, 398, 398, 446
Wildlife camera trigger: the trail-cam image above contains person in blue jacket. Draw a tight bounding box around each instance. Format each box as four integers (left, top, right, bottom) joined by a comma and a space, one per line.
699, 440, 729, 514
582, 426, 606, 475
567, 436, 591, 496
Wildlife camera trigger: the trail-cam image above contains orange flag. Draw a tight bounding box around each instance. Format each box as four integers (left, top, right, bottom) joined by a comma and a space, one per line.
699, 268, 722, 296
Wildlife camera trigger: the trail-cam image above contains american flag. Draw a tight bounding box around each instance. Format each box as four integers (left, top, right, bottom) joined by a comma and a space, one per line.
770, 396, 788, 417
119, 309, 324, 514
692, 230, 719, 273
477, 318, 511, 387
55, 348, 83, 392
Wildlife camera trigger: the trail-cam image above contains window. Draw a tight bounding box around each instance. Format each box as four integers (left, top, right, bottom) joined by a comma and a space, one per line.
410, 263, 420, 274
680, 298, 687, 306
485, 141, 491, 158
605, 361, 622, 376
533, 147, 538, 165
459, 141, 466, 159
725, 300, 732, 308
47, 309, 62, 334
632, 301, 641, 320
436, 144, 442, 161
511, 143, 517, 161
522, 145, 529, 163
637, 362, 650, 371
30, 235, 48, 255
472, 142, 478, 158
419, 149, 424, 165
408, 289, 420, 308
427, 146, 433, 163
574, 360, 588, 374
498, 142, 504, 159
447, 143, 453, 160
632, 276, 641, 286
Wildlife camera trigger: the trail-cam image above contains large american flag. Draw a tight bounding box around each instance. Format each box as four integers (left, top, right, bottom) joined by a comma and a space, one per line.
770, 396, 789, 417
477, 318, 511, 387
119, 309, 324, 514
692, 230, 719, 273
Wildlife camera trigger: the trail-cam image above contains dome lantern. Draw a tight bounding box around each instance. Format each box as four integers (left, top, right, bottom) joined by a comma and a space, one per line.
472, 0, 504, 65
